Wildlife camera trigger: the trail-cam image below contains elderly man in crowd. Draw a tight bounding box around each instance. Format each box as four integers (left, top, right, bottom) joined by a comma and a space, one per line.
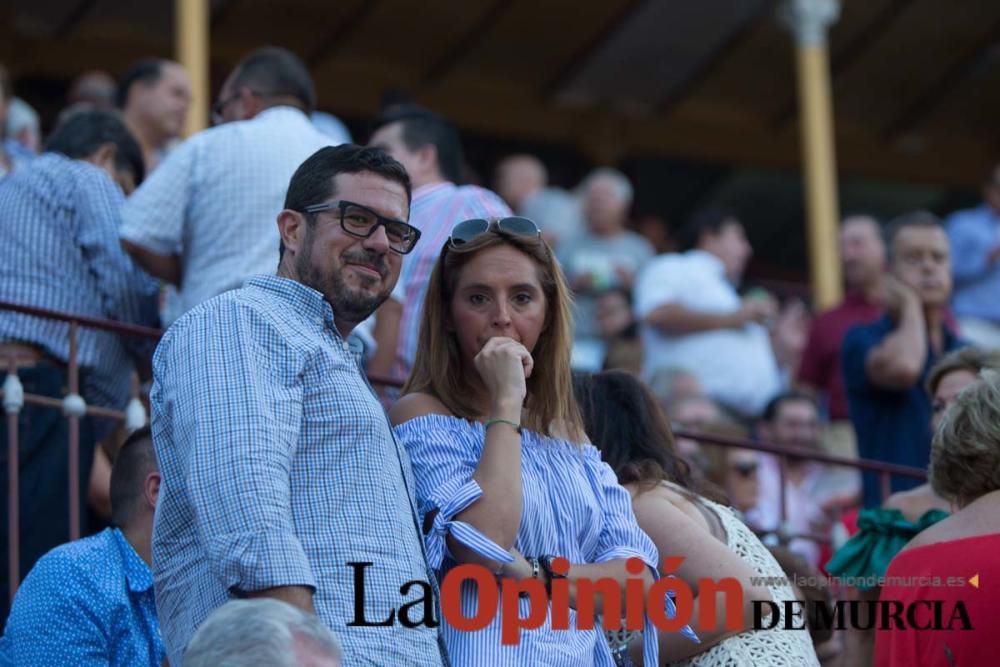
0, 64, 34, 177
117, 58, 191, 171
843, 211, 964, 508
494, 153, 582, 251
120, 47, 333, 325
0, 110, 158, 620
557, 167, 654, 370
184, 599, 342, 667
1, 428, 164, 665
150, 144, 444, 666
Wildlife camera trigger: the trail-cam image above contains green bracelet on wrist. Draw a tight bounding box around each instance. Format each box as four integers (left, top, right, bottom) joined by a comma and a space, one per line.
484, 418, 521, 434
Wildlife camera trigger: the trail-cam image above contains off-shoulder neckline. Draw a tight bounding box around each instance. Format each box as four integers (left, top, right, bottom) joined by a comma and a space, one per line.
394, 413, 597, 457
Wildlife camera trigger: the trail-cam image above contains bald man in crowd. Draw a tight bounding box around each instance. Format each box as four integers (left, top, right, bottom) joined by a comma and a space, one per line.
494, 153, 582, 250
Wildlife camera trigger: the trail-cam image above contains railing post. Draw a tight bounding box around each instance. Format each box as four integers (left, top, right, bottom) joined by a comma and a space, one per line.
65, 322, 82, 541
778, 454, 789, 544
124, 372, 147, 433
4, 358, 24, 605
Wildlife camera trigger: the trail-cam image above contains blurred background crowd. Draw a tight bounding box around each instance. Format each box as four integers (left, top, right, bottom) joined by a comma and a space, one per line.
3, 1, 1000, 665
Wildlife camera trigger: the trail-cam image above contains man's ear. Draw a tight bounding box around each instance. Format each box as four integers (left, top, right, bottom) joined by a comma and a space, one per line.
85, 142, 117, 173
277, 209, 307, 259
144, 471, 161, 510
239, 86, 262, 119
415, 144, 439, 176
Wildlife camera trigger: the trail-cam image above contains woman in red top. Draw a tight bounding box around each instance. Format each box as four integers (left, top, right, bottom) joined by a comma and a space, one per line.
875, 369, 1000, 667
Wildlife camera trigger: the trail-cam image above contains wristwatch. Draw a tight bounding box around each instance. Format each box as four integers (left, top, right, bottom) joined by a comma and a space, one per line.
538, 555, 566, 596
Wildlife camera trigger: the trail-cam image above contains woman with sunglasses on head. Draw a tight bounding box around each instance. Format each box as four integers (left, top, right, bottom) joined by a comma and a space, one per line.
389, 217, 686, 666
572, 370, 822, 666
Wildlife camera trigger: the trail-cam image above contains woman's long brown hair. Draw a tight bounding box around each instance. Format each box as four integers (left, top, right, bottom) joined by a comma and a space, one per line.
402, 228, 584, 441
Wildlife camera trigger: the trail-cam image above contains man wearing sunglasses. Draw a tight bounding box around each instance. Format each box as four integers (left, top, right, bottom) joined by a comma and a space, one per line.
148, 144, 445, 666
367, 104, 510, 389
120, 47, 333, 326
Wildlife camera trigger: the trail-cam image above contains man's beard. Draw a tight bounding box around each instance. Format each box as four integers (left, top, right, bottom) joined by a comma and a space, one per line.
296, 239, 392, 325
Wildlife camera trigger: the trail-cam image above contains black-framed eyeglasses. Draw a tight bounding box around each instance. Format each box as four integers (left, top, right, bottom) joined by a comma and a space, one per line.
301, 200, 421, 254
447, 216, 541, 249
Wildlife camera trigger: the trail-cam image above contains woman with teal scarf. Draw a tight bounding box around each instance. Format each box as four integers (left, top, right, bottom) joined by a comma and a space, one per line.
827, 347, 1000, 664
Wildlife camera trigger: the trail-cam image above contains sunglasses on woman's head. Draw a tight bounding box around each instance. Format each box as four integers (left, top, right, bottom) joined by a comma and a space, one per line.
447, 216, 541, 249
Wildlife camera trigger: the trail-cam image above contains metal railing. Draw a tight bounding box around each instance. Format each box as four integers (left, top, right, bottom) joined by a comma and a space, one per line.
1, 300, 161, 604
2, 300, 927, 605
672, 425, 926, 546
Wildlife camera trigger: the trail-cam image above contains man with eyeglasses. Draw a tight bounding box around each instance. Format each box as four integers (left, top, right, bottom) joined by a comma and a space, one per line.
149, 144, 446, 666
120, 47, 334, 326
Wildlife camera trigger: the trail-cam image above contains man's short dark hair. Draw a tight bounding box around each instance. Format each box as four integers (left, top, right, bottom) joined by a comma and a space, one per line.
761, 389, 819, 423
372, 104, 464, 184
116, 58, 166, 109
45, 109, 146, 186
229, 47, 316, 113
883, 210, 942, 262
679, 203, 741, 251
110, 426, 158, 528
279, 144, 412, 260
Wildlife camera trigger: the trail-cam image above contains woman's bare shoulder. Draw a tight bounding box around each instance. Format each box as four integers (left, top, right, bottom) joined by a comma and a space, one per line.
630, 482, 707, 527
883, 484, 950, 523
388, 392, 453, 426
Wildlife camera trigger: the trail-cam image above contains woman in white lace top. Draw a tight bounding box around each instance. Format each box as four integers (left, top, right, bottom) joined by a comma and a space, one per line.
574, 370, 821, 666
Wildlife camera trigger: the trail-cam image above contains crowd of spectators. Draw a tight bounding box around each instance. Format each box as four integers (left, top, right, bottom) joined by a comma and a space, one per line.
2, 42, 1000, 667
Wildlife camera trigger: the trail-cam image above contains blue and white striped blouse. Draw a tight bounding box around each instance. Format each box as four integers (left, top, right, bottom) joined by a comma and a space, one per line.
396, 414, 671, 666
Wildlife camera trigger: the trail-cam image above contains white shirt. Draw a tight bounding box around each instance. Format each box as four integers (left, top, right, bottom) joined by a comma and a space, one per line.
635, 249, 781, 416
120, 107, 334, 318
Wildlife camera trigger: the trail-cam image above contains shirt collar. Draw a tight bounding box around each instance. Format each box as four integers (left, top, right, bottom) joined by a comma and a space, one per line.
843, 290, 878, 307
111, 528, 154, 594
244, 275, 339, 334
253, 105, 311, 123
413, 181, 456, 200
687, 249, 726, 276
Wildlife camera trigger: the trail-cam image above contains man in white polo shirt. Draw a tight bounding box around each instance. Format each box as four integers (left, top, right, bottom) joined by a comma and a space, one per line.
635, 205, 782, 417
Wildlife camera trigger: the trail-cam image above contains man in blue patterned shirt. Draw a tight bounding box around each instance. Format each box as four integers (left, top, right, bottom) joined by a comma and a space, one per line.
0, 109, 158, 621
0, 427, 165, 665
150, 144, 446, 666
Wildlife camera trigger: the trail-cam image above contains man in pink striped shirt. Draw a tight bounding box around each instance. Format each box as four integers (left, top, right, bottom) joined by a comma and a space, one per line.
369, 105, 510, 388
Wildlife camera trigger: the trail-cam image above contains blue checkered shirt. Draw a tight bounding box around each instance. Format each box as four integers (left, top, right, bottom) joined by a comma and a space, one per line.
0, 153, 159, 412
150, 275, 446, 667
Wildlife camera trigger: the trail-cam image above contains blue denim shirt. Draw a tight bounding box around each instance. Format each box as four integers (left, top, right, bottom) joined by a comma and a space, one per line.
0, 527, 164, 666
